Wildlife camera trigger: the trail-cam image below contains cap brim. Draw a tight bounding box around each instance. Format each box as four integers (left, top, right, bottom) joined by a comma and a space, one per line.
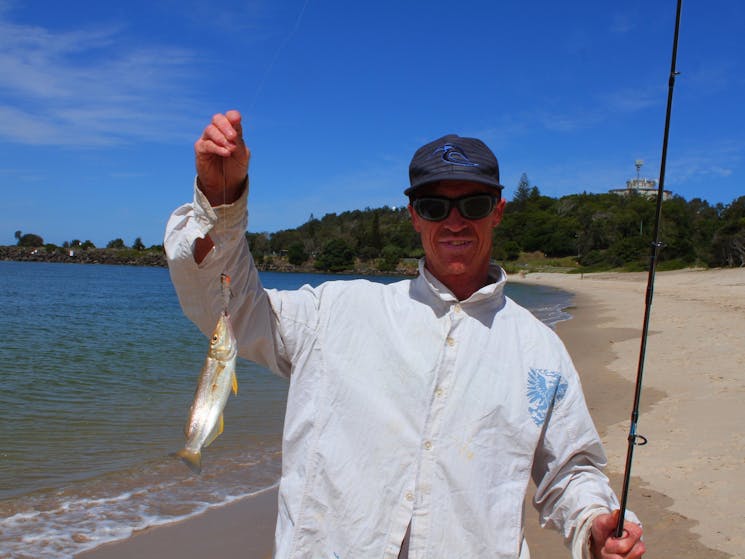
404, 175, 504, 196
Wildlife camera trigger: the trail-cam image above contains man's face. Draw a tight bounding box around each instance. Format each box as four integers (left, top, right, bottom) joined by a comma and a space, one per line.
408, 180, 505, 296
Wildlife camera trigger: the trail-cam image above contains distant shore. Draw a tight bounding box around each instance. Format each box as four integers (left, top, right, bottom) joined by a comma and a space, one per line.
0, 245, 168, 267
0, 246, 419, 275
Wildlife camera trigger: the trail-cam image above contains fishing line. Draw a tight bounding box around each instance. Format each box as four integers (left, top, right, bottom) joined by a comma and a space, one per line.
219, 156, 232, 314
228, 1, 310, 304
247, 0, 311, 113
615, 0, 682, 538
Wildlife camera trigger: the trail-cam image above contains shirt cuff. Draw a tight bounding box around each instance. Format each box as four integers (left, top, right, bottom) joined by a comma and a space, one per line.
572, 507, 606, 559
192, 176, 249, 233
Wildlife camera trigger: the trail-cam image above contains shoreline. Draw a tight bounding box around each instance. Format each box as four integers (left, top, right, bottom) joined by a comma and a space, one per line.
75, 486, 278, 559
76, 268, 744, 558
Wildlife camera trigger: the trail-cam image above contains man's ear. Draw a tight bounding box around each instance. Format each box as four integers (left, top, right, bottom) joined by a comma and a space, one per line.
408, 204, 423, 233
491, 198, 506, 227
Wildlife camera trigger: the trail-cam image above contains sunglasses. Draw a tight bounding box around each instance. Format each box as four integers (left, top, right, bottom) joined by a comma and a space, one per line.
412, 193, 498, 222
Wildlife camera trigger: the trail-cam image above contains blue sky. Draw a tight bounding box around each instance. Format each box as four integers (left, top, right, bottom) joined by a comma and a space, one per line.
1, 0, 743, 248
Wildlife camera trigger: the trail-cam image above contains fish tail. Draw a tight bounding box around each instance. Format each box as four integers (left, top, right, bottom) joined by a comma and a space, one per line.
174, 448, 202, 474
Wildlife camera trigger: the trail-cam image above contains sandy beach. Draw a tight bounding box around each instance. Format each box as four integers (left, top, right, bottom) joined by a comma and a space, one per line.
521, 267, 745, 559
77, 268, 745, 559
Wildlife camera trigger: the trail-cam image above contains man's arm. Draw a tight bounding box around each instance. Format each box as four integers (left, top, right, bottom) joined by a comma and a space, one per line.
529, 340, 644, 559
165, 110, 292, 377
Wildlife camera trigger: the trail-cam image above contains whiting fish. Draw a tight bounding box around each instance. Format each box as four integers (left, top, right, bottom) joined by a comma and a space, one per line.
175, 277, 238, 474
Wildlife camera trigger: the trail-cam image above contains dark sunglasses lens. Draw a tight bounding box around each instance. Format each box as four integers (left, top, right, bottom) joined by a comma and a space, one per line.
460, 195, 495, 219
414, 198, 450, 221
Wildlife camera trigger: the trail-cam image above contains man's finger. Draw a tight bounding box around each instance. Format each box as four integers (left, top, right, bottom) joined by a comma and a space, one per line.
225, 110, 243, 138
604, 521, 645, 557
195, 137, 232, 158
211, 112, 241, 143
204, 119, 237, 146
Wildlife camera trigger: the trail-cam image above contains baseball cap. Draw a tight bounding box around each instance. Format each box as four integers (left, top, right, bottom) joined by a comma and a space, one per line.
405, 134, 504, 196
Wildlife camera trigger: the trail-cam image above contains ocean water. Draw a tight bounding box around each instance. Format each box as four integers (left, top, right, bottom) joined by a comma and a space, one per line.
0, 261, 572, 558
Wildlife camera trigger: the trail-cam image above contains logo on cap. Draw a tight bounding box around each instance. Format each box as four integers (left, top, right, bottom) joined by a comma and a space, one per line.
432, 143, 479, 167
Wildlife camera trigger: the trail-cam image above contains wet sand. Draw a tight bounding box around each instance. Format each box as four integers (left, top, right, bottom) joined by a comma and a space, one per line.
78, 268, 745, 558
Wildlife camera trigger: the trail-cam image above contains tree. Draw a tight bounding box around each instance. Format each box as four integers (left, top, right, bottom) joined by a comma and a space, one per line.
370, 211, 383, 251
107, 238, 126, 249
711, 196, 745, 267
132, 237, 145, 251
510, 173, 533, 214
287, 241, 308, 266
378, 245, 401, 272
688, 198, 719, 264
246, 232, 270, 262
17, 233, 44, 247
314, 238, 355, 272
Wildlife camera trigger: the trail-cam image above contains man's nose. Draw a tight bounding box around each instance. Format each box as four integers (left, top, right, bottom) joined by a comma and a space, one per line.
442, 207, 469, 231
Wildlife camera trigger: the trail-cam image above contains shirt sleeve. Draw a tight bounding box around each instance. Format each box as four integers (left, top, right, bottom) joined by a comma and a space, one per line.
529, 337, 640, 557
164, 177, 292, 377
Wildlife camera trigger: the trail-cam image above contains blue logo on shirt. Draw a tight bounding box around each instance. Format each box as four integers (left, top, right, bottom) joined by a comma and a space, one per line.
527, 368, 568, 426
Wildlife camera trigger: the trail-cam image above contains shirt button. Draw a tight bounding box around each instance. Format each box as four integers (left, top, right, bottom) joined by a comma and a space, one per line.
435, 387, 444, 398
446, 337, 455, 347
405, 492, 414, 501
453, 303, 462, 313
424, 441, 432, 450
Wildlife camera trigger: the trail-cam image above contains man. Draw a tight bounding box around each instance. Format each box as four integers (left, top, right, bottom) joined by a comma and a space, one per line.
165, 110, 645, 558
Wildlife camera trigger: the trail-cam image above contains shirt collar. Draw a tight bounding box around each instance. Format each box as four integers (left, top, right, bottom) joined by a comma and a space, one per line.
416, 258, 507, 305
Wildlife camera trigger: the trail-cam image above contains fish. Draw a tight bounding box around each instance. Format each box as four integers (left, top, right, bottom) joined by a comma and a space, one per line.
175, 310, 238, 474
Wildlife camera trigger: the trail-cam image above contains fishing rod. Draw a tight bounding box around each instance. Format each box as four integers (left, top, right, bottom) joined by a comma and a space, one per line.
615, 0, 683, 538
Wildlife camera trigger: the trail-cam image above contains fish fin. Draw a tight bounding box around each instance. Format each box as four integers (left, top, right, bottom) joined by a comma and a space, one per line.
173, 448, 202, 474
231, 370, 238, 395
204, 414, 224, 448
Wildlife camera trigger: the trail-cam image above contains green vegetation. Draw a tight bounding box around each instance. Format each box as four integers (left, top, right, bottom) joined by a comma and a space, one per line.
245, 178, 745, 273
6, 181, 745, 273
4, 233, 166, 266
14, 230, 44, 247
246, 207, 421, 273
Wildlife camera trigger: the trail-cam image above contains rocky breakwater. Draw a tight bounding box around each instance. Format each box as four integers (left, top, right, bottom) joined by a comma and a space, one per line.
0, 246, 167, 267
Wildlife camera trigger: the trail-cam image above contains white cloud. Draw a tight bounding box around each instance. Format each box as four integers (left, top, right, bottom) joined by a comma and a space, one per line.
0, 14, 201, 146
668, 146, 741, 184
539, 111, 602, 133
605, 87, 661, 113
610, 12, 636, 34
685, 59, 734, 97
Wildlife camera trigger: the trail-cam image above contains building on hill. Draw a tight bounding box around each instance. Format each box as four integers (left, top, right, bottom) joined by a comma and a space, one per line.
609, 160, 672, 200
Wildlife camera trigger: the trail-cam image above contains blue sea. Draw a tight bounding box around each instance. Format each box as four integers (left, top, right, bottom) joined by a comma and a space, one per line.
0, 261, 572, 558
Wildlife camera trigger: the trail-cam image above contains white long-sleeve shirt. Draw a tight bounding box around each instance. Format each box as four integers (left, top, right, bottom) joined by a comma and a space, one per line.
165, 181, 631, 559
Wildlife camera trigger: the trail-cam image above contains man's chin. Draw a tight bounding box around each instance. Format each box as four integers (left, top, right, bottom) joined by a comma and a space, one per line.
425, 256, 477, 279
442, 262, 469, 276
